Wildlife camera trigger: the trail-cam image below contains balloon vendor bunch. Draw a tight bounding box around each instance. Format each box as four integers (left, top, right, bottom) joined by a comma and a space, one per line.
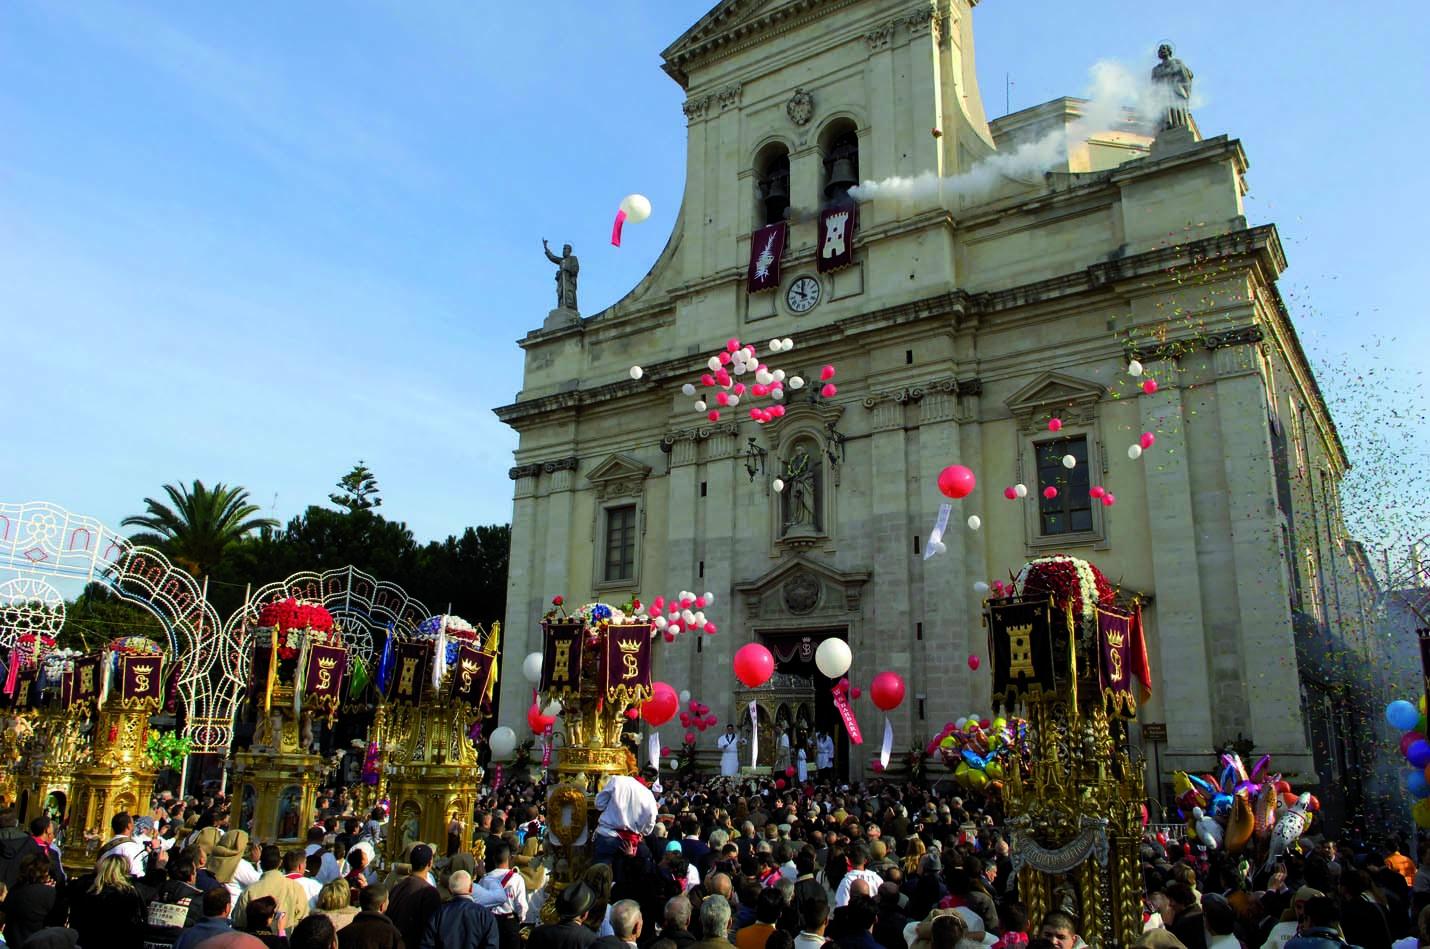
1385, 696, 1430, 828
1173, 752, 1317, 867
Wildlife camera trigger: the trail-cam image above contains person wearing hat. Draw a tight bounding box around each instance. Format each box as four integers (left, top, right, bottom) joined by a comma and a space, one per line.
386, 842, 441, 949
529, 882, 599, 949
952, 907, 998, 949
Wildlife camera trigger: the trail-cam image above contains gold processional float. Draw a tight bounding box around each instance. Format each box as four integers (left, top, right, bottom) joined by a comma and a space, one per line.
363, 613, 500, 863
983, 556, 1154, 949
233, 599, 349, 843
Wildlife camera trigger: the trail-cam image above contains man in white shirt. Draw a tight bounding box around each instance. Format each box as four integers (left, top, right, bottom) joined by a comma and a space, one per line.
302, 827, 342, 884
473, 839, 529, 949
795, 894, 831, 949
294, 853, 325, 908
98, 812, 148, 878
833, 843, 883, 908
592, 775, 657, 866
718, 726, 744, 777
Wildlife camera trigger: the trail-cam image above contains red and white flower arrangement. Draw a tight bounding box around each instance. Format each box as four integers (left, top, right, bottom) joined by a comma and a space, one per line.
1013, 555, 1115, 623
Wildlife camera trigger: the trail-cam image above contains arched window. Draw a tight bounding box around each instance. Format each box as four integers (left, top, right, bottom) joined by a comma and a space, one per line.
754, 143, 791, 225
820, 119, 859, 205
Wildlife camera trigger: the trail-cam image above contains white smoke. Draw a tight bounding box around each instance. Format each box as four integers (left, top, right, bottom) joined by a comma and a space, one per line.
850, 58, 1185, 206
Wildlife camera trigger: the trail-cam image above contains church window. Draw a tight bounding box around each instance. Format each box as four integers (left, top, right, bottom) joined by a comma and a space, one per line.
1304, 548, 1322, 624
602, 505, 637, 583
1035, 436, 1091, 535
820, 119, 859, 205
755, 144, 791, 226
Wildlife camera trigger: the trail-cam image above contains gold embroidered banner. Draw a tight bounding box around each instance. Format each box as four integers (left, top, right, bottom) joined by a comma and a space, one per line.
1096, 607, 1137, 718
386, 640, 432, 705
451, 646, 496, 709
600, 624, 652, 704
302, 645, 348, 716
987, 598, 1059, 709
119, 654, 164, 709
541, 622, 584, 695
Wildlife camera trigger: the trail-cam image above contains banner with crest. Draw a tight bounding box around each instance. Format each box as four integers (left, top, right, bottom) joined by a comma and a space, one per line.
302, 645, 348, 716
987, 598, 1061, 709
541, 621, 584, 696
1095, 607, 1137, 717
386, 640, 432, 705
119, 653, 164, 709
600, 624, 652, 704
65, 655, 101, 708
451, 645, 497, 709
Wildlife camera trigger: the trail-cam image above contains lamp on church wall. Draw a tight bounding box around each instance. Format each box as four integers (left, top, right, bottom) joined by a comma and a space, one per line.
822, 420, 847, 468
743, 437, 768, 482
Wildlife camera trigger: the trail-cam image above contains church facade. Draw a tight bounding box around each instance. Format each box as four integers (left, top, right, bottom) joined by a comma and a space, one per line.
495, 0, 1390, 822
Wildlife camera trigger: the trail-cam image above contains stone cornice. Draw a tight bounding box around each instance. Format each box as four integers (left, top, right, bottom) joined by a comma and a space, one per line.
861, 376, 980, 410
661, 0, 863, 88
507, 455, 578, 481
659, 421, 740, 452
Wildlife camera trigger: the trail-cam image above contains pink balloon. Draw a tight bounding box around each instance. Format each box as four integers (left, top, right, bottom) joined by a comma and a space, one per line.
704, 622, 717, 634
693, 596, 705, 608
733, 382, 746, 395
1090, 486, 1106, 499
821, 383, 837, 398
1048, 418, 1062, 432
752, 383, 768, 397
851, 687, 861, 699
820, 365, 836, 381
685, 731, 696, 743
772, 405, 786, 417
681, 596, 693, 607
1003, 486, 1017, 500
1140, 432, 1157, 449
749, 408, 763, 421
1043, 485, 1058, 499
715, 369, 730, 386
663, 632, 675, 643
716, 392, 729, 406
726, 339, 740, 352
1103, 494, 1116, 506
1142, 379, 1159, 395
968, 654, 981, 671
870, 671, 905, 711
707, 411, 720, 422
652, 595, 665, 607
733, 643, 776, 687
718, 351, 731, 365
701, 373, 715, 387
938, 465, 977, 499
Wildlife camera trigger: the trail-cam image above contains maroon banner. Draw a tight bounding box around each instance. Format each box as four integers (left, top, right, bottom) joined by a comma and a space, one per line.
816, 203, 857, 273
72, 656, 100, 706
831, 686, 863, 745
119, 654, 164, 708
451, 646, 496, 708
1096, 607, 1136, 717
387, 640, 431, 705
747, 222, 787, 293
303, 645, 348, 714
600, 625, 652, 704
10, 670, 36, 709
541, 622, 584, 695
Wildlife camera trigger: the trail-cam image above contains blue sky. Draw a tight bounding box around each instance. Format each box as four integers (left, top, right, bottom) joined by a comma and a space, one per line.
3, 1, 1427, 549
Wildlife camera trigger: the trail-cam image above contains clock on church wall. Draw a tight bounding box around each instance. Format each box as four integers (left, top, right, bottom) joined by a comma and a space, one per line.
785, 275, 821, 314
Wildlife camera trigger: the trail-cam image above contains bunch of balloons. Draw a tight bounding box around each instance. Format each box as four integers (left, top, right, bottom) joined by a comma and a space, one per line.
1386, 697, 1430, 827
927, 715, 1022, 791
679, 337, 813, 425
678, 696, 718, 743
648, 591, 718, 641
1172, 752, 1319, 854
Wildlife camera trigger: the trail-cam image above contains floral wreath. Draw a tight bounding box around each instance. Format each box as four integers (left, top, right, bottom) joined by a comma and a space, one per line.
1012, 555, 1115, 624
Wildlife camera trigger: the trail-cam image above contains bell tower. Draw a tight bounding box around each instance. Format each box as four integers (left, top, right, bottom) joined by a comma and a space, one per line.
660, 0, 994, 318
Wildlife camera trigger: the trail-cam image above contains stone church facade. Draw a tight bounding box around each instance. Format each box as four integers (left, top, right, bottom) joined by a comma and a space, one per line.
496, 0, 1387, 813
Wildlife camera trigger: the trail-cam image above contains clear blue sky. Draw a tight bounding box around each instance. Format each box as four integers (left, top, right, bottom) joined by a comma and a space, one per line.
3, 1, 1426, 549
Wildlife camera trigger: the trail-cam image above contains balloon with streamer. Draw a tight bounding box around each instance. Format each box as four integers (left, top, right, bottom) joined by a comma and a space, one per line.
612, 194, 652, 246
923, 503, 952, 560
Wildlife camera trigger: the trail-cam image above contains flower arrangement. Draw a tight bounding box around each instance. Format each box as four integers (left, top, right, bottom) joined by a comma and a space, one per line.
146, 730, 193, 772
677, 733, 700, 775
1013, 555, 1115, 624
415, 614, 483, 669
255, 598, 339, 659
40, 648, 83, 683
108, 636, 162, 657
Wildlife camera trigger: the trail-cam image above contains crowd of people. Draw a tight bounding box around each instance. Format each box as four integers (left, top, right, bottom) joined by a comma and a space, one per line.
0, 771, 1425, 949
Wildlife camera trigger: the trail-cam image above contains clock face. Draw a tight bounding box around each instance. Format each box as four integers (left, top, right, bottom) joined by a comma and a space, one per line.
786, 276, 821, 313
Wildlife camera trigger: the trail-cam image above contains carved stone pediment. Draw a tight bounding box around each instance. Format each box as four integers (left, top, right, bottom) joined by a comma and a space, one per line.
585, 453, 651, 500
1005, 371, 1105, 432
734, 554, 869, 621
661, 0, 826, 86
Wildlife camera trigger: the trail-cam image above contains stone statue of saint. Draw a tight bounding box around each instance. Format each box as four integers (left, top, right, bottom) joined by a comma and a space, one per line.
543, 239, 580, 312
1151, 44, 1194, 131
781, 446, 819, 531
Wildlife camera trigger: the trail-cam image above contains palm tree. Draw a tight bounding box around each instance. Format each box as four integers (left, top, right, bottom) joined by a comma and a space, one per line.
122, 480, 278, 579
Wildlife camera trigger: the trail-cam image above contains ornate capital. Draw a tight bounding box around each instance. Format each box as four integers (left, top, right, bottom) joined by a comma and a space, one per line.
683, 95, 712, 122
861, 376, 965, 411
902, 6, 945, 44
1204, 326, 1265, 349
508, 463, 541, 481
865, 24, 894, 51
715, 82, 743, 110
541, 456, 579, 475
660, 421, 740, 452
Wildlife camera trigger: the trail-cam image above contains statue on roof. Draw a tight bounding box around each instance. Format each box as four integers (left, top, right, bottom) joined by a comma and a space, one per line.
1151, 43, 1194, 131
543, 239, 580, 314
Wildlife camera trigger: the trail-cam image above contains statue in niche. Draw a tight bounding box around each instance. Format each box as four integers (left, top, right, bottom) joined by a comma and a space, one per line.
1151, 43, 1194, 131
780, 444, 822, 533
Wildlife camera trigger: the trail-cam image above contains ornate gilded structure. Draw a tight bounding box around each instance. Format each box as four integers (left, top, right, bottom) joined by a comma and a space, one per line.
372, 616, 499, 864
986, 558, 1150, 949
16, 704, 85, 826
733, 672, 815, 773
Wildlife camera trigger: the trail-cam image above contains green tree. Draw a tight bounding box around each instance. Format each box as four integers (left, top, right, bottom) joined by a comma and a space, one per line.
329, 462, 383, 513
57, 582, 168, 652
122, 480, 278, 579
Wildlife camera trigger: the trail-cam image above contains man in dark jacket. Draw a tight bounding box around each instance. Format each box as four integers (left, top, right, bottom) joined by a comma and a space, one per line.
1340, 870, 1392, 949
1285, 897, 1356, 949
340, 884, 405, 949
421, 869, 498, 949
659, 896, 697, 949
388, 844, 442, 949
871, 883, 909, 949
0, 809, 34, 888
680, 817, 714, 881
529, 882, 599, 949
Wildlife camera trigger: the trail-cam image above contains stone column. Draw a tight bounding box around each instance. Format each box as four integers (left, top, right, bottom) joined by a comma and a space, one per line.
866, 400, 913, 774
665, 437, 701, 699
704, 431, 740, 726
1211, 336, 1314, 770
499, 467, 540, 730
1137, 362, 1215, 772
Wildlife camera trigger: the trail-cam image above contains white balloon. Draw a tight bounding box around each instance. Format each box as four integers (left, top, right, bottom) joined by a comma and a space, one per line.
932, 540, 947, 554
1128, 359, 1144, 377
772, 369, 786, 382
728, 394, 740, 406
789, 376, 805, 390
629, 366, 644, 380
955, 717, 968, 729
756, 370, 773, 385
967, 515, 982, 530
815, 638, 853, 678
522, 652, 543, 684
973, 581, 990, 594
1061, 454, 1076, 469
773, 478, 786, 493
708, 356, 721, 371
619, 194, 652, 223
654, 616, 668, 629
781, 338, 794, 351
1128, 444, 1144, 459
681, 383, 696, 396
732, 363, 746, 376
682, 609, 696, 625
703, 591, 715, 604
694, 400, 707, 412
771, 388, 784, 401
679, 690, 691, 703
1014, 483, 1028, 498
489, 725, 518, 758
668, 758, 680, 770
769, 340, 783, 354
543, 700, 563, 717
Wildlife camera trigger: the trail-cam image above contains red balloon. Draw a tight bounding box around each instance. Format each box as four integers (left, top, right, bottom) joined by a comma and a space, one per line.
785, 766, 796, 777
642, 682, 679, 726
733, 643, 776, 688
1090, 486, 1106, 499
1003, 486, 1017, 500
527, 702, 554, 733
775, 779, 786, 789
967, 655, 981, 671
870, 671, 906, 711
821, 383, 838, 399
1048, 418, 1063, 432
1043, 486, 1058, 499
1140, 432, 1157, 450
1142, 379, 1159, 395
685, 731, 696, 743
938, 465, 977, 499
851, 687, 862, 699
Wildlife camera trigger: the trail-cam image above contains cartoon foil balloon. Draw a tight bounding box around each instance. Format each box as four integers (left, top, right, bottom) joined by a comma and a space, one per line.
1224, 793, 1256, 854
1190, 806, 1223, 850
1264, 793, 1312, 871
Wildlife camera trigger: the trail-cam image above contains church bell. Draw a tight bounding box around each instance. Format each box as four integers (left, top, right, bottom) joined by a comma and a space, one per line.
824, 153, 858, 200
762, 170, 790, 222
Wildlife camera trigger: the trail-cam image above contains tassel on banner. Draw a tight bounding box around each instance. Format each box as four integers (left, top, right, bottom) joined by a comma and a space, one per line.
649, 732, 662, 771
749, 700, 759, 768
880, 717, 894, 770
